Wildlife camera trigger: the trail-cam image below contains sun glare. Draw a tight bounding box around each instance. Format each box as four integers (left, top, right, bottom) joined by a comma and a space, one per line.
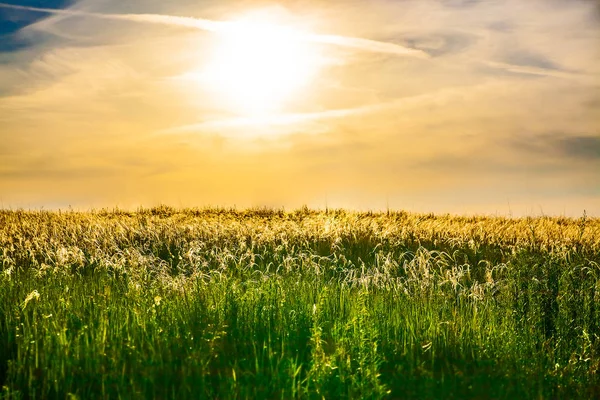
197, 17, 322, 117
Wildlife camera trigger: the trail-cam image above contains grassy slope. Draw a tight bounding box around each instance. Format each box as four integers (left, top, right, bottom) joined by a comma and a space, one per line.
0, 207, 599, 399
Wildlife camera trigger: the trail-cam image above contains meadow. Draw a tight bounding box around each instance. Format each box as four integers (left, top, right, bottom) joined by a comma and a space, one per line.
0, 206, 598, 399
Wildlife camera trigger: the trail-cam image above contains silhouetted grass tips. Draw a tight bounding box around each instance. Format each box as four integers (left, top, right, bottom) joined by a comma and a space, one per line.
0, 207, 599, 399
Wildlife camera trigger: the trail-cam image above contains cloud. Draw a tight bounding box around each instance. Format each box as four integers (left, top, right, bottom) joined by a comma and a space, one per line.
0, 2, 429, 58
513, 133, 600, 161
503, 49, 560, 70
303, 33, 428, 57
157, 83, 499, 138
159, 105, 379, 136
404, 31, 476, 57
558, 135, 600, 160
476, 60, 595, 82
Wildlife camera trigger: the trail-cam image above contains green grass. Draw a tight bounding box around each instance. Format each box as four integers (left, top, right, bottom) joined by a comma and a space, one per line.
0, 206, 599, 399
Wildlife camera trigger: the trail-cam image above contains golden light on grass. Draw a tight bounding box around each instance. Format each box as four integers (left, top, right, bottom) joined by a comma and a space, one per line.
192, 15, 324, 117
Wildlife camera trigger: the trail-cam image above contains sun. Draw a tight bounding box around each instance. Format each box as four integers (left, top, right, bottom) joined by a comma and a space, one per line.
198, 17, 322, 117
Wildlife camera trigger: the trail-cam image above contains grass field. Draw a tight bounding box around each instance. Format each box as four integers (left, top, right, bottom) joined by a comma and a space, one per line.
0, 206, 599, 399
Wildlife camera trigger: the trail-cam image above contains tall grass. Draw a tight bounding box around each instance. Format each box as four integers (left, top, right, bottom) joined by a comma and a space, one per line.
0, 207, 598, 399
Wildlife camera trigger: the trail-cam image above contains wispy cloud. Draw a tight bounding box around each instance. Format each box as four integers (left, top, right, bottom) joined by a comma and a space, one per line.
0, 3, 225, 31
0, 2, 428, 58
478, 60, 595, 83
509, 132, 600, 161
159, 106, 378, 135
303, 33, 428, 57
159, 82, 505, 137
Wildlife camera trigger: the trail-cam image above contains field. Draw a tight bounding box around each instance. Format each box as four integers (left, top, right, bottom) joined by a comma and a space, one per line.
0, 207, 599, 399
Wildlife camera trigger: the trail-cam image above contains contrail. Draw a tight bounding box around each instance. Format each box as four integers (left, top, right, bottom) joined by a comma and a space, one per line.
158, 85, 483, 135
0, 3, 226, 31
0, 3, 429, 58
160, 107, 375, 134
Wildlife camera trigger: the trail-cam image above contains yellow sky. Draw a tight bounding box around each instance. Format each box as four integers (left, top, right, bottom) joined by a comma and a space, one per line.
0, 0, 599, 216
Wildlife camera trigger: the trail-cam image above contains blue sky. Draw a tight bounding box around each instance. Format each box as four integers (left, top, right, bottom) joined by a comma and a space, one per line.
0, 0, 598, 215
0, 1, 74, 50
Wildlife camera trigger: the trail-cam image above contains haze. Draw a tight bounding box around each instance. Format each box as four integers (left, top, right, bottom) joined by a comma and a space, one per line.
0, 0, 599, 216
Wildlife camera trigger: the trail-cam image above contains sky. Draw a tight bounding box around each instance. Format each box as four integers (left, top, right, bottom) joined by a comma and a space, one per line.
0, 0, 598, 216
